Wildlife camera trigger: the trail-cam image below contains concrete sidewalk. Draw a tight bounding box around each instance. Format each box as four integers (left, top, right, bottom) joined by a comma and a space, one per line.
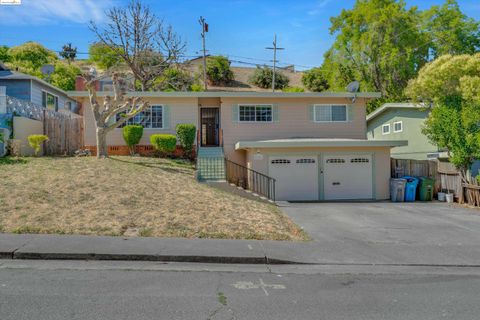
0, 233, 311, 264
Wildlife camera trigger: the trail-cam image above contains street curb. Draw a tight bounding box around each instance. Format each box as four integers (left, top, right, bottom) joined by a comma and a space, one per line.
9, 252, 304, 265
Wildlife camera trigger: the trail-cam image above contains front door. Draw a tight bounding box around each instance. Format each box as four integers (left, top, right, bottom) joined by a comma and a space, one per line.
201, 108, 219, 146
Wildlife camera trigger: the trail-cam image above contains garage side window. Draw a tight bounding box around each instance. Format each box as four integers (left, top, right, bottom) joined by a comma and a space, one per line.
314, 105, 347, 122
239, 105, 272, 122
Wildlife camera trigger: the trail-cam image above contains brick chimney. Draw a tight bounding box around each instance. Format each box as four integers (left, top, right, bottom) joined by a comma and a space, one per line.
75, 76, 101, 91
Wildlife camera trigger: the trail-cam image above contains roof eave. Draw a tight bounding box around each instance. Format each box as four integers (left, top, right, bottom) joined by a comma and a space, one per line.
235, 139, 408, 150
366, 103, 427, 122
67, 91, 382, 99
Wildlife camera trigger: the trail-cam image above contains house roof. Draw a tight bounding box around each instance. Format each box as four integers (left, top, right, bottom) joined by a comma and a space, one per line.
235, 138, 408, 150
366, 103, 427, 122
0, 70, 69, 96
67, 91, 381, 99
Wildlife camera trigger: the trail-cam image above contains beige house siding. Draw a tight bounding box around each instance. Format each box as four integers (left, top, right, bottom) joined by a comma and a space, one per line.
220, 97, 368, 164
82, 97, 198, 146
13, 116, 44, 156
245, 146, 391, 200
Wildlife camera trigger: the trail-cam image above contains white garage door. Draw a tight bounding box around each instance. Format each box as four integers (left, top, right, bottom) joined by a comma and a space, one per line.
323, 155, 373, 200
269, 156, 318, 201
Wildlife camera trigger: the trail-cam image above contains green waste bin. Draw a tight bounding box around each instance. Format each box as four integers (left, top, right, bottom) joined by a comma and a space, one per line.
417, 177, 435, 201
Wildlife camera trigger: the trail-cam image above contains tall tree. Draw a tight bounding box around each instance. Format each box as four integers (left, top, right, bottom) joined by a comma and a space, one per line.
85, 72, 149, 158
406, 53, 480, 176
323, 0, 429, 111
0, 45, 10, 63
7, 42, 57, 74
60, 43, 77, 64
90, 0, 186, 91
88, 42, 123, 70
322, 0, 480, 112
422, 0, 480, 58
50, 62, 81, 91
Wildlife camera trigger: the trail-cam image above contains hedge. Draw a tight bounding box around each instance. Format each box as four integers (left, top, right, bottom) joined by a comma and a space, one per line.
150, 134, 177, 154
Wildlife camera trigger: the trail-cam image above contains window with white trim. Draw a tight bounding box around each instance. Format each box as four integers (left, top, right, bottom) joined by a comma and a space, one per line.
382, 124, 390, 135
42, 91, 58, 111
239, 105, 272, 122
117, 105, 163, 128
314, 105, 347, 122
393, 121, 403, 133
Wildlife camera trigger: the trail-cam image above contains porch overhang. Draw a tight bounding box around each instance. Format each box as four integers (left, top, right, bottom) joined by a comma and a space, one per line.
235, 138, 408, 150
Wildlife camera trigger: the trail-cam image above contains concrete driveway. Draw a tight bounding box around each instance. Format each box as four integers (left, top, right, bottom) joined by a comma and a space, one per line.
277, 202, 480, 266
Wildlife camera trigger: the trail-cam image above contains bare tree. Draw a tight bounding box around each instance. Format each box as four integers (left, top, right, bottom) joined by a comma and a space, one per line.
85, 72, 149, 158
90, 0, 186, 91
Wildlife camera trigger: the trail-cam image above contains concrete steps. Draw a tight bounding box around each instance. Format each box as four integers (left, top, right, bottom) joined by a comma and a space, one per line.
197, 147, 226, 181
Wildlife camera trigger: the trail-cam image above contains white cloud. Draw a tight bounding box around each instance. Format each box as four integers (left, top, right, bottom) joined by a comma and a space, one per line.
307, 0, 333, 16
0, 0, 113, 25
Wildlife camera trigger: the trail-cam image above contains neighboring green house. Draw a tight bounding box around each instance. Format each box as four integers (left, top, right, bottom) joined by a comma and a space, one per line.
367, 103, 442, 160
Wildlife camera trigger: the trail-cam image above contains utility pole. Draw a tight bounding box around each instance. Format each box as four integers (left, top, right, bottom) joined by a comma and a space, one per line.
199, 16, 209, 91
266, 34, 284, 92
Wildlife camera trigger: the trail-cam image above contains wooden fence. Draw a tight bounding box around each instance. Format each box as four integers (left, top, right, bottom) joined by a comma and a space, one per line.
43, 113, 83, 155
391, 158, 441, 194
390, 158, 467, 200
7, 96, 83, 156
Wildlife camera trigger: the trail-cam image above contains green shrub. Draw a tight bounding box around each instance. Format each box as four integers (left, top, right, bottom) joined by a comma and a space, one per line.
150, 134, 176, 155
176, 124, 196, 158
27, 134, 48, 156
203, 56, 234, 85
122, 125, 144, 155
301, 67, 330, 92
249, 66, 289, 89
283, 86, 305, 92
190, 83, 204, 92
154, 67, 194, 91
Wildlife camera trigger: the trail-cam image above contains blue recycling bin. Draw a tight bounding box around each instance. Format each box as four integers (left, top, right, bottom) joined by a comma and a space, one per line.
403, 176, 419, 202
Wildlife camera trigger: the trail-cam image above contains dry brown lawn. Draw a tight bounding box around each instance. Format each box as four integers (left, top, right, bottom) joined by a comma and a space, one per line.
0, 156, 307, 240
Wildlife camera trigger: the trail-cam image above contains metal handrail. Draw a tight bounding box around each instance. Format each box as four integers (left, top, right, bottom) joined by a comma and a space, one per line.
225, 158, 276, 201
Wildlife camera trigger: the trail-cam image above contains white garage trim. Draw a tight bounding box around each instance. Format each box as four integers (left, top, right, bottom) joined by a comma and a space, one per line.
268, 155, 319, 201
323, 153, 374, 200
266, 151, 376, 201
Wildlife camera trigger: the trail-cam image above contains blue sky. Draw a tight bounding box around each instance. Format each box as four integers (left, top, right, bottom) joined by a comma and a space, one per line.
1, 0, 479, 70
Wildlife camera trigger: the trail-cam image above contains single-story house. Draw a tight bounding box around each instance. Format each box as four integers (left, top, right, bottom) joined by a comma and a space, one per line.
0, 63, 77, 113
366, 103, 444, 160
68, 91, 406, 201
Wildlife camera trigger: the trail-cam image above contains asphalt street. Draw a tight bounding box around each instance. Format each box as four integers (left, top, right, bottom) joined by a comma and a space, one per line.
1, 260, 480, 320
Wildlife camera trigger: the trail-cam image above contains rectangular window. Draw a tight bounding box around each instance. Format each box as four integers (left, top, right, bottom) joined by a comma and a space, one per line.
393, 121, 403, 133
117, 105, 163, 128
382, 124, 390, 135
314, 105, 347, 122
239, 105, 272, 122
42, 91, 58, 111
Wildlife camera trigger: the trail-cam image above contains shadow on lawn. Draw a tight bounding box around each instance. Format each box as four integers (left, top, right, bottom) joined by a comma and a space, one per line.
109, 156, 194, 174
0, 157, 28, 165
